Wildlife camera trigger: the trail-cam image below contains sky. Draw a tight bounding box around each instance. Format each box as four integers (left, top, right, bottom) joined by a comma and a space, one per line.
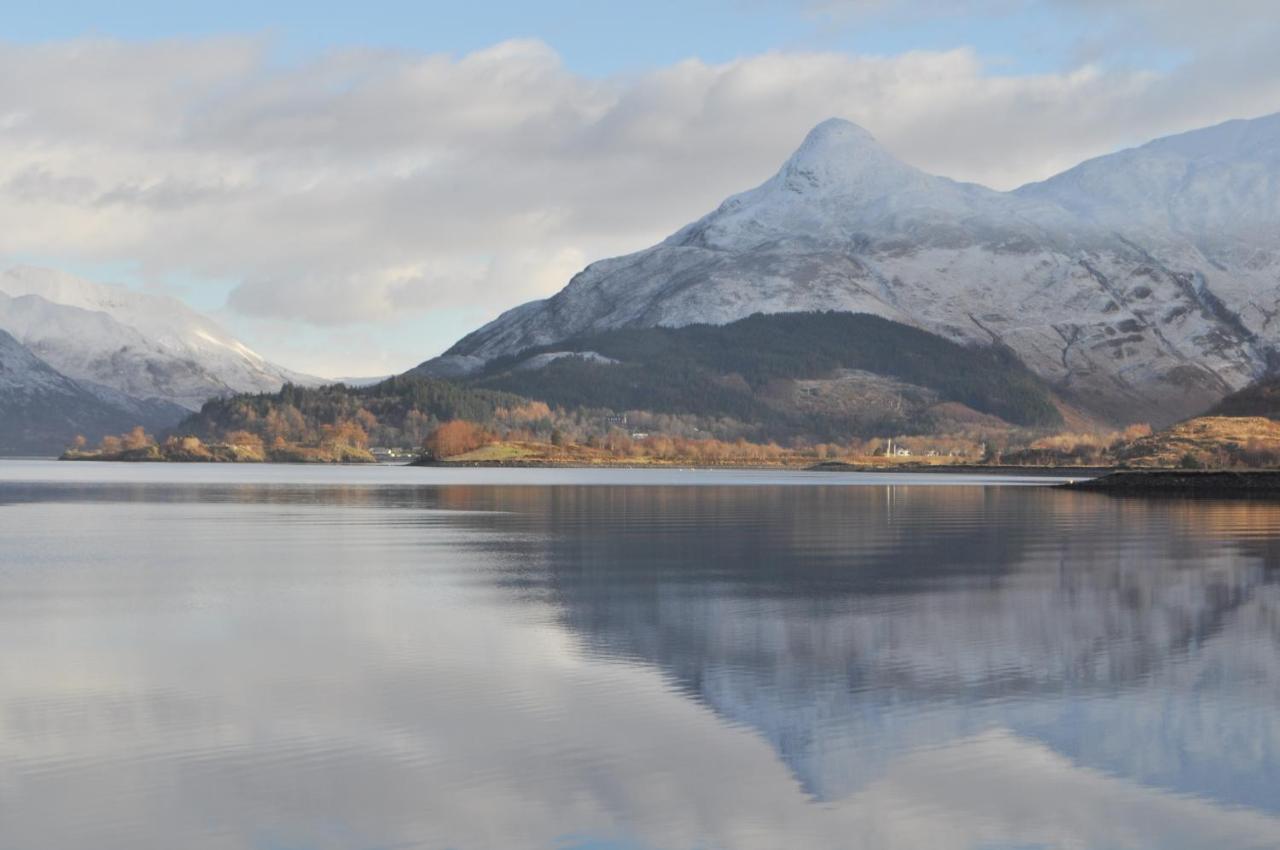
2, 0, 1279, 377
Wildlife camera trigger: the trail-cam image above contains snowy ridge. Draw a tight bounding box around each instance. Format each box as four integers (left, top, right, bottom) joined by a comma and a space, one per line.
0, 267, 317, 410
433, 113, 1280, 425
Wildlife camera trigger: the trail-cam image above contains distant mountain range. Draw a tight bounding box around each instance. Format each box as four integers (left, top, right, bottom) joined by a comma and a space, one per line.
0, 267, 315, 410
423, 112, 1280, 426
0, 267, 316, 454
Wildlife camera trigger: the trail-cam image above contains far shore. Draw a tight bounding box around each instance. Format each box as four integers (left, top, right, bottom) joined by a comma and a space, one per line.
46, 451, 1110, 475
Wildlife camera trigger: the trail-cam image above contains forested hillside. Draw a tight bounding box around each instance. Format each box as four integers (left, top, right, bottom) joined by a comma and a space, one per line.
470, 312, 1063, 435
1208, 376, 1280, 420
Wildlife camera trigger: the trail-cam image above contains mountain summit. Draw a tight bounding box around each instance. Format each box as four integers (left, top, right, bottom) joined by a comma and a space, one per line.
424, 112, 1280, 424
769, 118, 919, 197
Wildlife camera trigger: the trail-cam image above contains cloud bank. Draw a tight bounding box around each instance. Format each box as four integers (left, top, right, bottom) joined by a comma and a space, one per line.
1, 28, 1278, 373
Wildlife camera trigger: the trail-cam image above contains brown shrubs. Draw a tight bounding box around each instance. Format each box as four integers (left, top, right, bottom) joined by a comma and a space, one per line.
422, 420, 494, 459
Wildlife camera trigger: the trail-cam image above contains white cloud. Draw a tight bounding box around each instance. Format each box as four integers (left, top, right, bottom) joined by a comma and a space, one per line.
0, 32, 1278, 374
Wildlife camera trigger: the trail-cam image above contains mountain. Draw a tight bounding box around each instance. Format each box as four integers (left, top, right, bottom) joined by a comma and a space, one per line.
424, 114, 1280, 426
0, 266, 316, 410
0, 329, 184, 455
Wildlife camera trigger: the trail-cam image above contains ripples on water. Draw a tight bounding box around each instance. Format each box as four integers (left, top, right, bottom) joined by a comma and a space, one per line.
1, 460, 1278, 850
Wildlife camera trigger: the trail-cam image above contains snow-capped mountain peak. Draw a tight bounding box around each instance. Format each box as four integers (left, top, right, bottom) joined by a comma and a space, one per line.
774, 117, 917, 197
664, 116, 1078, 257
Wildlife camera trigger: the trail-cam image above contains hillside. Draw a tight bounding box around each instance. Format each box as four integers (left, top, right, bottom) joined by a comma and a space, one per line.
1117, 417, 1280, 468
464, 312, 1063, 438
424, 113, 1280, 426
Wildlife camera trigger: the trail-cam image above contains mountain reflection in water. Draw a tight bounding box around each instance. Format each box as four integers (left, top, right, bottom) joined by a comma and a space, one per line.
1, 464, 1278, 850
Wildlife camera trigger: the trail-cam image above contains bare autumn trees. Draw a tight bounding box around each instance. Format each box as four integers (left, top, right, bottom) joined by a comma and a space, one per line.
422, 420, 493, 459
320, 420, 369, 449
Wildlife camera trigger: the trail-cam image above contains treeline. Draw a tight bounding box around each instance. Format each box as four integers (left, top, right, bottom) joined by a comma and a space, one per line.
472, 311, 1063, 434
416, 416, 993, 465
178, 377, 546, 449
62, 425, 374, 463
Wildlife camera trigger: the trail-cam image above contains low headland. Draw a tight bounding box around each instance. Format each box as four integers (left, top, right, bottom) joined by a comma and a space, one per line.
1063, 470, 1280, 495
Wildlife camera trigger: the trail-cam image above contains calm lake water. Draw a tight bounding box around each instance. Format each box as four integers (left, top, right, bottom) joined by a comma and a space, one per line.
2, 459, 1278, 850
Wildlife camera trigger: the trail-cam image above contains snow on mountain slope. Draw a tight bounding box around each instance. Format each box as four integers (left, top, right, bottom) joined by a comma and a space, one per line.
0, 267, 316, 410
0, 329, 182, 454
430, 114, 1280, 425
0, 326, 86, 396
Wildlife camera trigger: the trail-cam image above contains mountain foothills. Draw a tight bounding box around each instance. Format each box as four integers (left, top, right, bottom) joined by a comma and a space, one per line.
427, 113, 1280, 427
467, 312, 1065, 436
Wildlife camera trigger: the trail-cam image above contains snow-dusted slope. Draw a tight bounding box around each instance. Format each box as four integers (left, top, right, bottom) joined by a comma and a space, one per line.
0, 267, 316, 410
1018, 113, 1280, 242
431, 114, 1280, 425
0, 329, 182, 454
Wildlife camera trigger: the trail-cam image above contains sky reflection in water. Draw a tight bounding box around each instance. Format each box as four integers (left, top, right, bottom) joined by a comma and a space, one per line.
1, 462, 1278, 850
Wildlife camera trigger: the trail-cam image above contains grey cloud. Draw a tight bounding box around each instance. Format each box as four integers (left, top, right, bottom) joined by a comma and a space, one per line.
3, 166, 98, 204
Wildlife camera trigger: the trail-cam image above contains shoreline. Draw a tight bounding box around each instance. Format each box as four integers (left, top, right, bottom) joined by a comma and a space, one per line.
805, 462, 1112, 477
411, 458, 1112, 475
44, 453, 1113, 475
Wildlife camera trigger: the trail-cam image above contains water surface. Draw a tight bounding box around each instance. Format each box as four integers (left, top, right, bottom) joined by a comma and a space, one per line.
1, 460, 1277, 850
